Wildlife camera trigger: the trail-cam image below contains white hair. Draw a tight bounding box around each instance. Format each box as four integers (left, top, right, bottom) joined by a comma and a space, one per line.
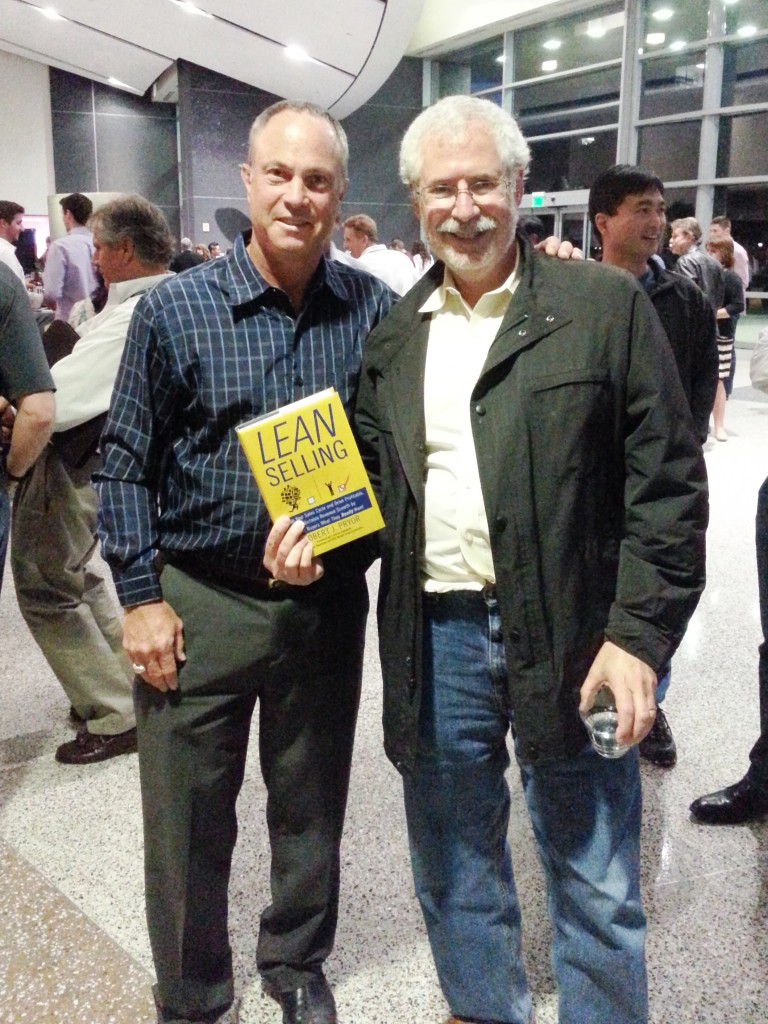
399, 95, 530, 188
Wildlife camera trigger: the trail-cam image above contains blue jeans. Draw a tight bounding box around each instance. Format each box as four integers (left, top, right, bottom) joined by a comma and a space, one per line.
404, 590, 647, 1024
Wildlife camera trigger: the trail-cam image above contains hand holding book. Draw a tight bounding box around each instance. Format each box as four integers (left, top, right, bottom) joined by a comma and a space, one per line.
237, 387, 384, 557
263, 515, 325, 586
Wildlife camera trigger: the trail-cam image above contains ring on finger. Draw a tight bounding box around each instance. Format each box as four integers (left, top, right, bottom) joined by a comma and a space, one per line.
132, 662, 147, 673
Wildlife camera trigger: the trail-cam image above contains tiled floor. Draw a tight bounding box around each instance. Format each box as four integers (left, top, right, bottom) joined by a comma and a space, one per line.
1, 354, 767, 1024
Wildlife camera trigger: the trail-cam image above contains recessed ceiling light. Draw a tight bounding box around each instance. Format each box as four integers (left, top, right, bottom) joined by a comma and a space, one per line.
39, 7, 66, 20
586, 23, 607, 39
543, 39, 562, 50
285, 44, 310, 61
723, 0, 740, 6
496, 54, 505, 63
669, 39, 687, 51
737, 24, 757, 37
652, 8, 674, 21
646, 32, 666, 44
170, 1, 213, 17
696, 62, 706, 69
541, 60, 558, 72
580, 137, 596, 146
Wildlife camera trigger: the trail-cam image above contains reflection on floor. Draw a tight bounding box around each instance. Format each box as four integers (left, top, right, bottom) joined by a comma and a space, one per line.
1, 358, 767, 1024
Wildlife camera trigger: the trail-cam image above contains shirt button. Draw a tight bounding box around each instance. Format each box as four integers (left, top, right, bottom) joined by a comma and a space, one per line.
546, 314, 555, 323
508, 627, 521, 643
495, 515, 507, 533
475, 403, 486, 416
518, 328, 527, 336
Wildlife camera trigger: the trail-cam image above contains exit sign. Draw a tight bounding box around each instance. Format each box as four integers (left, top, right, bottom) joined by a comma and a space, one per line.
531, 192, 546, 208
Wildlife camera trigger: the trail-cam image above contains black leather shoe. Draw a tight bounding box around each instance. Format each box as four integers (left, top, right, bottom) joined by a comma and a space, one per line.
56, 726, 137, 765
263, 974, 337, 1024
690, 776, 768, 825
639, 707, 677, 767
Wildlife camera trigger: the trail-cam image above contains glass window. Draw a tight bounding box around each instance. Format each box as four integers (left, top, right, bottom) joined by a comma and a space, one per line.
717, 110, 768, 177
637, 120, 700, 181
711, 183, 768, 303
513, 2, 624, 82
437, 37, 503, 97
514, 66, 621, 126
527, 131, 618, 193
722, 40, 768, 106
643, 1, 708, 47
723, 0, 768, 38
640, 50, 705, 117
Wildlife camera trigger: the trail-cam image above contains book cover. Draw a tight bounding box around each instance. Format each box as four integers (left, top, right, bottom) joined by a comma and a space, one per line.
236, 387, 384, 556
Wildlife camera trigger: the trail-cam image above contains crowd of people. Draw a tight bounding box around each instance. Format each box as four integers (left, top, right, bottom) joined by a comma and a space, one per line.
1, 93, 767, 1024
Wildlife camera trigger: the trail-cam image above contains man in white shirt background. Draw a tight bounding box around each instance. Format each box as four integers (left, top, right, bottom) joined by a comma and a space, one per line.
12, 193, 173, 766
342, 213, 419, 296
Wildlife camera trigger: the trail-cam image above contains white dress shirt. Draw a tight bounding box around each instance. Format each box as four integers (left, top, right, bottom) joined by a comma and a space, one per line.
420, 254, 521, 591
52, 273, 171, 431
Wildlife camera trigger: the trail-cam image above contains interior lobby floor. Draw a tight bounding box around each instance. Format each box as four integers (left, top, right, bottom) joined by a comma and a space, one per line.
1, 353, 767, 1024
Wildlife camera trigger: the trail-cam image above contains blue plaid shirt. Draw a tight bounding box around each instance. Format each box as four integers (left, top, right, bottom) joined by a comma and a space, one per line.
95, 233, 394, 607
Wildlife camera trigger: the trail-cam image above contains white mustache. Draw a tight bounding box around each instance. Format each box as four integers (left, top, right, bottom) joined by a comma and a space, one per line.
436, 215, 497, 238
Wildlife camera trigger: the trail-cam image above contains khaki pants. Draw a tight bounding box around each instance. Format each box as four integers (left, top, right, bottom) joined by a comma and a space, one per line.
11, 446, 135, 735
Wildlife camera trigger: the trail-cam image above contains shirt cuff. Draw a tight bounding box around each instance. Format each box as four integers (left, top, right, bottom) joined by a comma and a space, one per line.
114, 564, 164, 608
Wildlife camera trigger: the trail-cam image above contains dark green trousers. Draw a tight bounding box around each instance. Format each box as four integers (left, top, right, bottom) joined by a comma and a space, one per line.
137, 565, 368, 1022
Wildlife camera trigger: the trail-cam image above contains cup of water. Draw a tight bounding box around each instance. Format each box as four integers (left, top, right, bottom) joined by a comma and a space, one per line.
581, 686, 631, 759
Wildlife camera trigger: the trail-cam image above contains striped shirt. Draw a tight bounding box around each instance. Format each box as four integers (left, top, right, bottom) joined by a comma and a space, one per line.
95, 232, 394, 608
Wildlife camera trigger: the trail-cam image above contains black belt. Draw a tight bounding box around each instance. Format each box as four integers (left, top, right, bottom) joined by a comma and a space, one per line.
423, 583, 497, 605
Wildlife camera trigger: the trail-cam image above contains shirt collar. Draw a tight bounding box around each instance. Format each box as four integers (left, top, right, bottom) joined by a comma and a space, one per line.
418, 242, 521, 315
106, 272, 172, 307
226, 231, 351, 310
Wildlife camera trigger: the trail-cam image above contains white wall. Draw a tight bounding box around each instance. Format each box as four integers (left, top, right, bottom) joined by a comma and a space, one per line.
0, 52, 55, 215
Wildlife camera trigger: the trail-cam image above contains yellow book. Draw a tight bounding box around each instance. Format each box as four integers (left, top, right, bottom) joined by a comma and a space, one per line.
236, 387, 384, 556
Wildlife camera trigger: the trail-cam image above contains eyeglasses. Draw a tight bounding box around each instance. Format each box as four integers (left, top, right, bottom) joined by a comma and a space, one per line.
416, 178, 509, 207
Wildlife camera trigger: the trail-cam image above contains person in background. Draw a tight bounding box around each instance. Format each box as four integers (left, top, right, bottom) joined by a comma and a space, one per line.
267, 94, 708, 1024
411, 239, 434, 276
589, 164, 718, 769
194, 243, 210, 261
12, 194, 173, 766
705, 237, 745, 442
43, 193, 98, 323
0, 264, 55, 595
343, 213, 418, 295
95, 101, 393, 1024
208, 240, 222, 258
669, 216, 724, 314
690, 471, 768, 825
708, 215, 749, 297
169, 237, 205, 273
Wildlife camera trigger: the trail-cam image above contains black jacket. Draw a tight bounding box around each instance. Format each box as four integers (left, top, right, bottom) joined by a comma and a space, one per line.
356, 242, 709, 770
645, 260, 718, 442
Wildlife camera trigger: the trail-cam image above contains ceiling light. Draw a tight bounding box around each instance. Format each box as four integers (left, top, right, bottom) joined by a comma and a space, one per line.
696, 62, 706, 69
586, 23, 606, 39
39, 7, 66, 20
723, 0, 740, 6
543, 39, 562, 50
170, 1, 213, 17
496, 54, 505, 63
646, 32, 666, 44
669, 39, 687, 51
580, 137, 595, 146
737, 24, 757, 37
541, 60, 558, 72
285, 44, 310, 61
652, 8, 674, 20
